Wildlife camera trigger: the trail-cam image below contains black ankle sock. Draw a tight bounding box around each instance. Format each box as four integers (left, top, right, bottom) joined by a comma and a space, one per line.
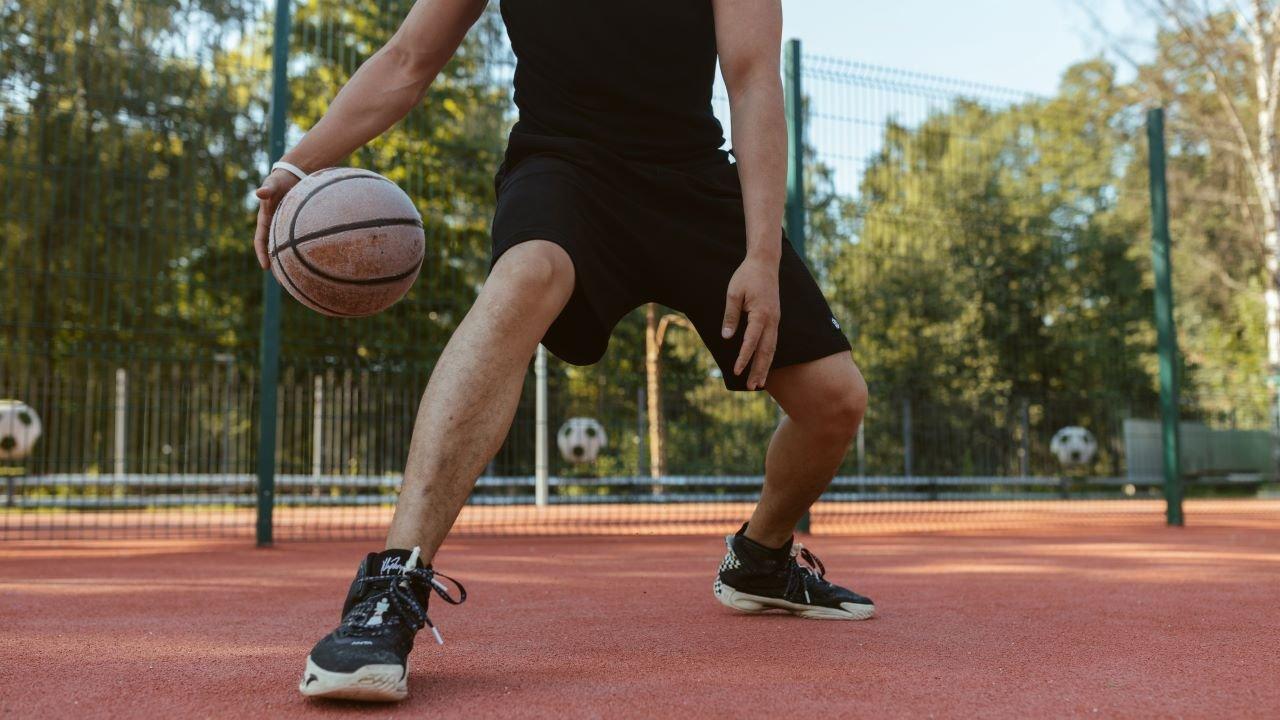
736, 523, 792, 556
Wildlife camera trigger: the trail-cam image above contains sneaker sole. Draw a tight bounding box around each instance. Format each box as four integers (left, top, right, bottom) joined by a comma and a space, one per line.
714, 580, 876, 620
298, 656, 407, 702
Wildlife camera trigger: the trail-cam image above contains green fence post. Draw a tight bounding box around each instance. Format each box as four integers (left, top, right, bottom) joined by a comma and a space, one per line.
784, 40, 812, 534
784, 39, 807, 260
1147, 108, 1184, 527
257, 0, 292, 547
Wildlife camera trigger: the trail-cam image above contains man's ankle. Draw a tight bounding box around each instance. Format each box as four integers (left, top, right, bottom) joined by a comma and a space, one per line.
741, 522, 792, 552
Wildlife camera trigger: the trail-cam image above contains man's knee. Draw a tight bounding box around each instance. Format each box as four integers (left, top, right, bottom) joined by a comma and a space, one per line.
823, 368, 867, 444
786, 358, 868, 447
489, 240, 575, 306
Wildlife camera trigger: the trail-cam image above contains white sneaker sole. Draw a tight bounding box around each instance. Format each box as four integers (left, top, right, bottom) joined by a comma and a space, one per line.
714, 580, 876, 620
298, 656, 408, 702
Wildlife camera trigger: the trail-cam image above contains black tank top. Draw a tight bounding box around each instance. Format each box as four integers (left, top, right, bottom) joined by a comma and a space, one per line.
500, 0, 728, 166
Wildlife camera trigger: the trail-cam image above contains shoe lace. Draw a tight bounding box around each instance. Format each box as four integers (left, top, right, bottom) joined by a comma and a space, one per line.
783, 543, 828, 605
354, 547, 467, 645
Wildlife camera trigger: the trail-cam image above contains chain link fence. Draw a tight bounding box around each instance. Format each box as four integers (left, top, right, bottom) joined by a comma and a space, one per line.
2, 1, 1274, 540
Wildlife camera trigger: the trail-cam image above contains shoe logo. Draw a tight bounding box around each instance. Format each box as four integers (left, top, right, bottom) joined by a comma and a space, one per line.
364, 598, 391, 627
380, 557, 403, 574
303, 674, 318, 686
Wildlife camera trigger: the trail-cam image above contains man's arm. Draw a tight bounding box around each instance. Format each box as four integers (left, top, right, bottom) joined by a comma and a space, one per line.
712, 0, 786, 390
252, 0, 488, 269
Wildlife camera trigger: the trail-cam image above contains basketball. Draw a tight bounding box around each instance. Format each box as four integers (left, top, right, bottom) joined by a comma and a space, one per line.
268, 167, 425, 317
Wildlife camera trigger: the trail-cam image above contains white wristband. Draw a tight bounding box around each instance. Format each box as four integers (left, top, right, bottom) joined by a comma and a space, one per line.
271, 161, 308, 181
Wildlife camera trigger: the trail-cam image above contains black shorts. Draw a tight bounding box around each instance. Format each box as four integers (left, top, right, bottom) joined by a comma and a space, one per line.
491, 132, 851, 392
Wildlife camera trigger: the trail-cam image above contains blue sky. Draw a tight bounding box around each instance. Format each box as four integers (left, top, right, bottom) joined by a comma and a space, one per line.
781, 0, 1152, 95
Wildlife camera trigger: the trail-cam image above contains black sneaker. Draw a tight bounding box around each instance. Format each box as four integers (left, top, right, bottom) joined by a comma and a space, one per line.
299, 547, 466, 701
713, 524, 875, 620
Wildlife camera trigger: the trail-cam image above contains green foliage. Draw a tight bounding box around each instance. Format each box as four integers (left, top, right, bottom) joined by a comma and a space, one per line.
0, 2, 1268, 482
1129, 12, 1272, 426
819, 60, 1158, 474
0, 0, 265, 362
0, 0, 268, 473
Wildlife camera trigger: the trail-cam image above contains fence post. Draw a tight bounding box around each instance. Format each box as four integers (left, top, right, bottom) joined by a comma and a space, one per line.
114, 367, 127, 479
534, 345, 549, 508
902, 397, 914, 479
1019, 398, 1031, 478
1147, 108, 1184, 527
214, 353, 235, 475
636, 385, 647, 477
856, 422, 865, 477
312, 375, 323, 477
784, 38, 807, 260
785, 39, 813, 533
257, 0, 292, 547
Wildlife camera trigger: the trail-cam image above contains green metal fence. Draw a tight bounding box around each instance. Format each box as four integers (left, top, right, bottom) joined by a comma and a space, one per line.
1, 1, 1274, 541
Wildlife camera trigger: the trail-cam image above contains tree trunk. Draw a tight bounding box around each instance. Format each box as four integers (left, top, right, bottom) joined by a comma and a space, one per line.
644, 304, 665, 479
1264, 220, 1280, 436
1248, 1, 1280, 424
1264, 225, 1280, 377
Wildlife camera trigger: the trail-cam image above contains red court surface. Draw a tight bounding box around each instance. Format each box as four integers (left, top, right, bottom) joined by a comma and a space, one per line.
2, 518, 1278, 718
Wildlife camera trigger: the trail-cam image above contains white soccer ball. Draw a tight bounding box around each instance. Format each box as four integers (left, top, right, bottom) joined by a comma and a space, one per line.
0, 400, 42, 462
1050, 426, 1097, 467
557, 417, 607, 464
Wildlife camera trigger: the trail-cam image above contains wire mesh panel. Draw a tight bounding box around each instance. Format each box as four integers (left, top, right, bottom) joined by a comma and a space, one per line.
1, 0, 271, 539
802, 56, 1166, 529
2, 3, 1274, 541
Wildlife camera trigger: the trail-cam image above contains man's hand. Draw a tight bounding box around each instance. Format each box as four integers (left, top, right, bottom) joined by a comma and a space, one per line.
721, 257, 781, 390
252, 169, 302, 270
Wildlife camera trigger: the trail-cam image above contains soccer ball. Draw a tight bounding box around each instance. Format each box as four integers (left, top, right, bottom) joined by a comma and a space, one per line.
0, 399, 42, 462
1050, 426, 1097, 467
557, 417, 607, 464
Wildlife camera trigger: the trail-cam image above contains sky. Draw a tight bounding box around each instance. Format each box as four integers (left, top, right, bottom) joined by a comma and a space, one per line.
781, 0, 1154, 96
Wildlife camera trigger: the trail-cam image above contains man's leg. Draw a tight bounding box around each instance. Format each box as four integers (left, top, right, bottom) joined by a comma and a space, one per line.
299, 241, 572, 701
711, 351, 874, 619
747, 352, 867, 547
385, 240, 574, 558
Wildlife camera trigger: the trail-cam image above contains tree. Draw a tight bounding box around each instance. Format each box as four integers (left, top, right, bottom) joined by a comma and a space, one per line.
0, 1, 522, 476
1086, 0, 1278, 421
643, 305, 691, 478
0, 0, 267, 473
825, 61, 1156, 475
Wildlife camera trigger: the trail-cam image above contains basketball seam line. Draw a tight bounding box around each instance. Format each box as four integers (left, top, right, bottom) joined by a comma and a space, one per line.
282, 218, 425, 287
273, 250, 362, 318
291, 253, 424, 288
276, 170, 401, 253
270, 217, 424, 257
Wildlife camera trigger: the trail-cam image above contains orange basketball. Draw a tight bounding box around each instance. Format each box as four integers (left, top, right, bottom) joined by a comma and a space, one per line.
269, 167, 425, 317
